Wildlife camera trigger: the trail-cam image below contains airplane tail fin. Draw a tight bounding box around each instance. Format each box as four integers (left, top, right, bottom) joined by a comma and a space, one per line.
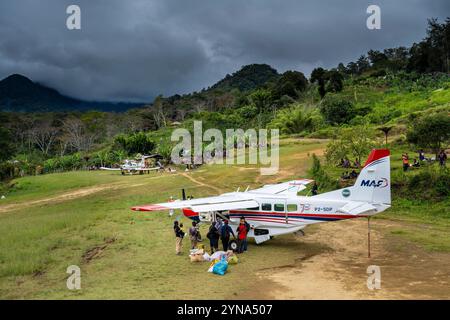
351, 149, 391, 204
315, 149, 391, 205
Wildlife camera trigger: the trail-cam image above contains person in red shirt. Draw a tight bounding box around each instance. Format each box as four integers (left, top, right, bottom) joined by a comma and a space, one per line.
236, 217, 248, 253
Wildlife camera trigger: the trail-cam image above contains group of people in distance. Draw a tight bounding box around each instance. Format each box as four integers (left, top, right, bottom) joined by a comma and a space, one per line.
402, 149, 447, 172
340, 170, 358, 180
338, 158, 361, 169
173, 216, 252, 255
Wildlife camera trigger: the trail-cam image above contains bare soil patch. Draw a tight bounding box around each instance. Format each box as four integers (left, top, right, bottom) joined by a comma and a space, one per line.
237, 219, 450, 299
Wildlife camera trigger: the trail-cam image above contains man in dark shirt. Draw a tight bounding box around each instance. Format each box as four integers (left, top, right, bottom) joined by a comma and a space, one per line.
220, 220, 235, 251
207, 222, 220, 254
173, 221, 184, 255
438, 150, 447, 167
311, 182, 318, 195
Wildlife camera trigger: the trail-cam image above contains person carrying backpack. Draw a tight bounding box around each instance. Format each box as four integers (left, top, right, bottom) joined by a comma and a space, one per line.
206, 221, 220, 254
220, 219, 235, 251
173, 221, 185, 255
189, 221, 201, 249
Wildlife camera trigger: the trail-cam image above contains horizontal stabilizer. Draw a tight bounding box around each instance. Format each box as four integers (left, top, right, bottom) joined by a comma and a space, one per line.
251, 179, 313, 195
336, 201, 377, 215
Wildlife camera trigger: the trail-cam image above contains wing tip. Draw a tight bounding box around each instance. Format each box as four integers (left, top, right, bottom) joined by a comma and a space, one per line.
131, 204, 169, 212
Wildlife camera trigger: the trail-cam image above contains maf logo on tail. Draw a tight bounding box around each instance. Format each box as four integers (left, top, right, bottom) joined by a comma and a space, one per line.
361, 178, 388, 188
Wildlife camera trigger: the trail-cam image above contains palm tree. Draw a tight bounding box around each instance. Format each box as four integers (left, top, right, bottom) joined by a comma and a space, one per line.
378, 126, 393, 146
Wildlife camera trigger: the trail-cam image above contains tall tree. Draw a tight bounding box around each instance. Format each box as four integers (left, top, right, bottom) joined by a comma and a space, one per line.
151, 95, 167, 129
61, 117, 96, 152
310, 67, 327, 98
273, 71, 308, 99
378, 126, 394, 146
356, 55, 370, 74
28, 119, 60, 156
0, 115, 15, 161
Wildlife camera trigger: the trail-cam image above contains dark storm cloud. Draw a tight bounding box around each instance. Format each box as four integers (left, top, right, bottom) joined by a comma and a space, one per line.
0, 0, 448, 102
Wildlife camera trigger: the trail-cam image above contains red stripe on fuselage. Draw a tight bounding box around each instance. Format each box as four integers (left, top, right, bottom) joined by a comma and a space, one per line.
229, 210, 358, 219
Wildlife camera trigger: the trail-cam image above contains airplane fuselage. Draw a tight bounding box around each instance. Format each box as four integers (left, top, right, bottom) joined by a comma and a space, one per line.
183, 194, 389, 242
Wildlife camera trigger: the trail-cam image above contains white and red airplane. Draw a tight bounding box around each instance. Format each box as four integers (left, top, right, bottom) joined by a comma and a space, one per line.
100, 155, 162, 175
131, 149, 391, 244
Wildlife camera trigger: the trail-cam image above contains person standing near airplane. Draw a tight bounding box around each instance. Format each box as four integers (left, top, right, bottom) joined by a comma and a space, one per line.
236, 217, 248, 254
206, 221, 220, 254
173, 221, 184, 255
189, 221, 200, 249
220, 220, 235, 251
242, 217, 251, 252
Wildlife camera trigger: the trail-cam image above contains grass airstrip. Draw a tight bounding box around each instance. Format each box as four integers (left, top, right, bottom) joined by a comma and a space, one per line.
0, 139, 448, 299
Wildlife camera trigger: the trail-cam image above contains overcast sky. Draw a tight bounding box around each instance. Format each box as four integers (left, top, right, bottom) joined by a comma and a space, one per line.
0, 0, 448, 102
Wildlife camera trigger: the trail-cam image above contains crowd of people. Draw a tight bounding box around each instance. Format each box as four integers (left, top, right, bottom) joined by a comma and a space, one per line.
338, 158, 361, 169
402, 149, 447, 172
173, 216, 253, 256
337, 158, 361, 182
340, 170, 358, 180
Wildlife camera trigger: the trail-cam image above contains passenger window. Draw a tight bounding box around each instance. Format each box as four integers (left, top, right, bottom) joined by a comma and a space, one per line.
246, 206, 259, 211
261, 203, 272, 211
287, 204, 297, 212
274, 204, 285, 212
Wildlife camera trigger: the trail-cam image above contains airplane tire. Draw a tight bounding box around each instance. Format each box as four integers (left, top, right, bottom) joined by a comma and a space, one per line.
228, 240, 238, 252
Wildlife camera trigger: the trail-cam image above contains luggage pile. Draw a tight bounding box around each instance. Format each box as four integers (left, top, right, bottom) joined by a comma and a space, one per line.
188, 248, 239, 275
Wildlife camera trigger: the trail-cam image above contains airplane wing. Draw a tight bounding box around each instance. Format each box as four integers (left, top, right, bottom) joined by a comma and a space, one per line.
132, 179, 313, 212
336, 201, 377, 216
100, 167, 121, 171
132, 192, 259, 212
144, 166, 161, 171
250, 179, 313, 195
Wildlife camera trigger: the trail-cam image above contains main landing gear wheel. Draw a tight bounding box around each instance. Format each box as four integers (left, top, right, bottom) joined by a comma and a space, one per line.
228, 240, 238, 252
293, 230, 305, 237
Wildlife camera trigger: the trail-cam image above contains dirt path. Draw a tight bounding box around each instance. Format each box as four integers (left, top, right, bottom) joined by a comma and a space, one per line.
239, 219, 450, 299
0, 175, 172, 214
181, 172, 224, 193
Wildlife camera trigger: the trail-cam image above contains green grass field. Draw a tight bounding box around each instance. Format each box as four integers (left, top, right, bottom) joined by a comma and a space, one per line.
0, 139, 448, 299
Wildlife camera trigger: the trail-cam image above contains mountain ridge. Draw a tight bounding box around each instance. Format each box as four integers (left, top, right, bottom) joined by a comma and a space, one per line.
0, 74, 144, 112
0, 64, 281, 113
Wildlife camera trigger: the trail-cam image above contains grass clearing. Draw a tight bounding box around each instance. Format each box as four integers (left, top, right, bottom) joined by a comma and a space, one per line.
0, 138, 448, 299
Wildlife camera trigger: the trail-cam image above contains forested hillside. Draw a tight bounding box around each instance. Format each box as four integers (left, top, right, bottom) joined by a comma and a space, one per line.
0, 18, 449, 183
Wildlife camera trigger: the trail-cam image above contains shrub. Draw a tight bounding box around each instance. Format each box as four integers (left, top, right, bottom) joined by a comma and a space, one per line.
309, 154, 339, 192
114, 132, 156, 155
269, 106, 320, 135
407, 113, 450, 155
393, 165, 450, 200
320, 96, 356, 125
325, 125, 376, 164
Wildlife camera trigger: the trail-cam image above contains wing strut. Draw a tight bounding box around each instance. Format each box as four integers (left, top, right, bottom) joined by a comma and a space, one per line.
368, 217, 371, 258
